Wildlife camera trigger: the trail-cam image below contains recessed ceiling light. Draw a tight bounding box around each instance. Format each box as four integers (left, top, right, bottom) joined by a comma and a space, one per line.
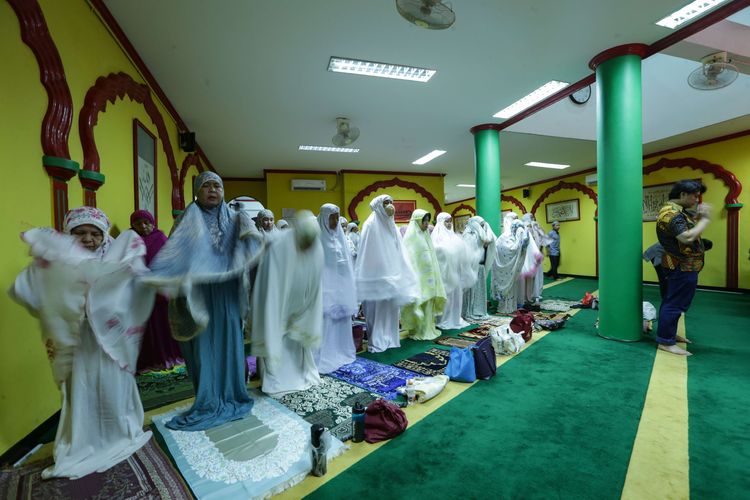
456, 184, 476, 188
655, 0, 730, 29
298, 145, 359, 153
328, 57, 436, 83
493, 81, 570, 119
525, 161, 570, 169
412, 150, 447, 165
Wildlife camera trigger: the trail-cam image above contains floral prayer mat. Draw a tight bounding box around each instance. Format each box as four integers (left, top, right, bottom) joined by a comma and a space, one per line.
459, 325, 493, 340
539, 299, 580, 312
435, 335, 477, 349
0, 439, 192, 500
329, 357, 416, 400
392, 348, 452, 377
274, 376, 379, 441
476, 315, 513, 327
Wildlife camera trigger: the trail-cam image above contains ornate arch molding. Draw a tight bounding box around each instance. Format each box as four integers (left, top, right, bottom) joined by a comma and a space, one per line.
347, 177, 443, 222
501, 195, 527, 214
530, 181, 598, 218
178, 153, 205, 211
79, 72, 180, 210
9, 0, 78, 230
644, 156, 743, 289
450, 204, 476, 218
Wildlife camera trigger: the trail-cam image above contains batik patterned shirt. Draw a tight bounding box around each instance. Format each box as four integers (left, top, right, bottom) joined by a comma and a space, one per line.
656, 201, 704, 272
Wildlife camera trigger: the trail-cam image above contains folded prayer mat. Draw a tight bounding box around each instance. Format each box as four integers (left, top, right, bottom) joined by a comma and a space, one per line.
392, 347, 451, 377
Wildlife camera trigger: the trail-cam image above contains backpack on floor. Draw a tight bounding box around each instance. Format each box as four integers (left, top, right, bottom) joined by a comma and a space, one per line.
510, 309, 534, 342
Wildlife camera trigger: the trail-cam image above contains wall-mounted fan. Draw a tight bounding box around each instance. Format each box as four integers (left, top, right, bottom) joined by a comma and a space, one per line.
332, 117, 360, 147
688, 52, 739, 90
396, 0, 455, 30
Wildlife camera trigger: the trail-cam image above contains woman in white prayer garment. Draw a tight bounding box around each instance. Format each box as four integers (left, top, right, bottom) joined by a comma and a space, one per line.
354, 194, 419, 352
518, 213, 547, 306
314, 204, 359, 373
401, 209, 447, 340
431, 212, 476, 330
492, 212, 531, 313
251, 211, 324, 396
11, 207, 154, 479
346, 222, 360, 259
462, 215, 496, 321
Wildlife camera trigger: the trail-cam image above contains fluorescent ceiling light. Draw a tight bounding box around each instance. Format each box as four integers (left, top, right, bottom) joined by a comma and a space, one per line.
456, 184, 476, 188
298, 145, 359, 153
412, 150, 447, 165
655, 0, 730, 29
493, 81, 569, 119
525, 161, 570, 170
328, 57, 436, 83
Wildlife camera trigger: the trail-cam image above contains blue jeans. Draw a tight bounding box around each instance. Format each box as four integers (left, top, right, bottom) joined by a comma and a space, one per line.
655, 268, 698, 346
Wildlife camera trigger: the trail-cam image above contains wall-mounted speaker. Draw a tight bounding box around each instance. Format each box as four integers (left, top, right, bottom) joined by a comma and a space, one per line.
179, 131, 196, 152
523, 188, 531, 198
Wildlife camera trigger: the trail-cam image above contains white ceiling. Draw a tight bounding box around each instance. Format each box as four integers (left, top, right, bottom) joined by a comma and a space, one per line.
102, 0, 750, 203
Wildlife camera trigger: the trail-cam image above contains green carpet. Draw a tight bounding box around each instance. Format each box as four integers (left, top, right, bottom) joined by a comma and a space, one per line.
543, 277, 599, 301
307, 290, 657, 499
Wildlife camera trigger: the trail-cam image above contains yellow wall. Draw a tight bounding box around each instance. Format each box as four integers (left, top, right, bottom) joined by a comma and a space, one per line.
224, 179, 267, 207
1, 0, 195, 453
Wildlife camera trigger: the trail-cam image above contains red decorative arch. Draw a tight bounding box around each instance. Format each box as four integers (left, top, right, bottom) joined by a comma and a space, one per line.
644, 156, 743, 289
530, 181, 599, 218
450, 204, 476, 217
501, 195, 527, 214
79, 72, 180, 210
347, 177, 443, 222
178, 153, 206, 209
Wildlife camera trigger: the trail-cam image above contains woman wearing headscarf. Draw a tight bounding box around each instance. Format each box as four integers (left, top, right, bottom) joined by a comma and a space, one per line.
462, 215, 496, 321
354, 194, 419, 352
147, 172, 264, 431
431, 212, 476, 330
256, 208, 279, 240
251, 211, 323, 395
347, 222, 360, 257
492, 212, 530, 313
313, 204, 359, 373
129, 210, 183, 372
401, 210, 446, 340
519, 213, 547, 307
276, 219, 290, 230
11, 207, 154, 478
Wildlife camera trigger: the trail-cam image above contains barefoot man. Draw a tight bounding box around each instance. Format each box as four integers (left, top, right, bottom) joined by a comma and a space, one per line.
655, 179, 711, 356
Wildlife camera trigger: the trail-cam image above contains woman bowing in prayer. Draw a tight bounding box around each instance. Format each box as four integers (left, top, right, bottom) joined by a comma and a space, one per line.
11, 207, 154, 478
492, 212, 530, 313
147, 172, 264, 431
355, 194, 419, 352
314, 204, 359, 373
401, 210, 447, 340
129, 210, 183, 372
431, 212, 476, 330
462, 216, 496, 321
251, 211, 324, 396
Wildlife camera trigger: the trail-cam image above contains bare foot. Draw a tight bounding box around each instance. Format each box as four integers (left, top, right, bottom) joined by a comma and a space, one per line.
658, 344, 693, 356
675, 335, 692, 344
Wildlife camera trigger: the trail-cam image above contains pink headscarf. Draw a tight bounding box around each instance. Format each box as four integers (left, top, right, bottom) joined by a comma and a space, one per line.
129, 209, 167, 266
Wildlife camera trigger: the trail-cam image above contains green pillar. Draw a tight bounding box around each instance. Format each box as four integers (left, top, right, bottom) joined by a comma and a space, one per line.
471, 126, 501, 235
591, 45, 646, 342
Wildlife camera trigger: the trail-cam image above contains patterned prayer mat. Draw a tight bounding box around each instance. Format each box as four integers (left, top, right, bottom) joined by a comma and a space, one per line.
476, 316, 513, 327
392, 348, 452, 377
539, 299, 580, 312
274, 376, 379, 441
137, 365, 195, 411
152, 390, 346, 499
0, 439, 192, 500
435, 336, 477, 349
459, 326, 492, 340
329, 357, 416, 400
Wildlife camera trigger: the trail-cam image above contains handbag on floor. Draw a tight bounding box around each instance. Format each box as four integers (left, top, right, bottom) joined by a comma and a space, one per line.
444, 346, 476, 383
490, 325, 525, 355
364, 399, 408, 443
510, 309, 534, 342
472, 337, 497, 380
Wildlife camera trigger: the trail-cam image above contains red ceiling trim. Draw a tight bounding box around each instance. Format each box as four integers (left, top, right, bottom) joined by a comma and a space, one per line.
589, 43, 649, 70
530, 181, 598, 218
450, 204, 476, 217
643, 128, 750, 159
347, 177, 443, 222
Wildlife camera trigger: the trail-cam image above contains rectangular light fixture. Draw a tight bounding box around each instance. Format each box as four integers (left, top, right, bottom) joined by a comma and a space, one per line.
493, 80, 570, 119
412, 150, 447, 165
328, 56, 436, 83
655, 0, 730, 29
456, 184, 476, 188
298, 145, 359, 153
525, 161, 570, 170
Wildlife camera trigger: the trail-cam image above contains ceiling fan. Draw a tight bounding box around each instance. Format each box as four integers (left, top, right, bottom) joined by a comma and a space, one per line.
396, 0, 455, 30
688, 52, 739, 90
332, 117, 360, 147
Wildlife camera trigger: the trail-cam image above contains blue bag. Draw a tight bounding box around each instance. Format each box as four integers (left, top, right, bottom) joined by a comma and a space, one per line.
444, 346, 476, 383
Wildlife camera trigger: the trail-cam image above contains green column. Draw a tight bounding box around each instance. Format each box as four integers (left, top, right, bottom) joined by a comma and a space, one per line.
472, 127, 501, 235
594, 51, 644, 342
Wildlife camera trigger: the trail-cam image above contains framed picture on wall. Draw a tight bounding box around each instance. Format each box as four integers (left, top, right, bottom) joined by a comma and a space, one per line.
133, 119, 157, 222
545, 199, 579, 223
393, 200, 416, 223
642, 179, 701, 221
453, 214, 470, 234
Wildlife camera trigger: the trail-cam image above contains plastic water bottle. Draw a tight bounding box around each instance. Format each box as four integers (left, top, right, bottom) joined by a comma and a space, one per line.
352, 402, 366, 443
310, 424, 327, 476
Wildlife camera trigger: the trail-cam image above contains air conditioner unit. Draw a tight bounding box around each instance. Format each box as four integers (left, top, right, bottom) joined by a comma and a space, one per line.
585, 174, 597, 186
290, 179, 327, 191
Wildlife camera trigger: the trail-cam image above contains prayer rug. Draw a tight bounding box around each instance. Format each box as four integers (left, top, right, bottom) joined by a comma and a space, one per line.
152, 390, 347, 499
539, 299, 580, 312
477, 315, 513, 327
137, 365, 195, 411
329, 357, 416, 400
435, 336, 476, 349
0, 439, 192, 500
459, 326, 492, 340
274, 376, 379, 441
392, 348, 451, 376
